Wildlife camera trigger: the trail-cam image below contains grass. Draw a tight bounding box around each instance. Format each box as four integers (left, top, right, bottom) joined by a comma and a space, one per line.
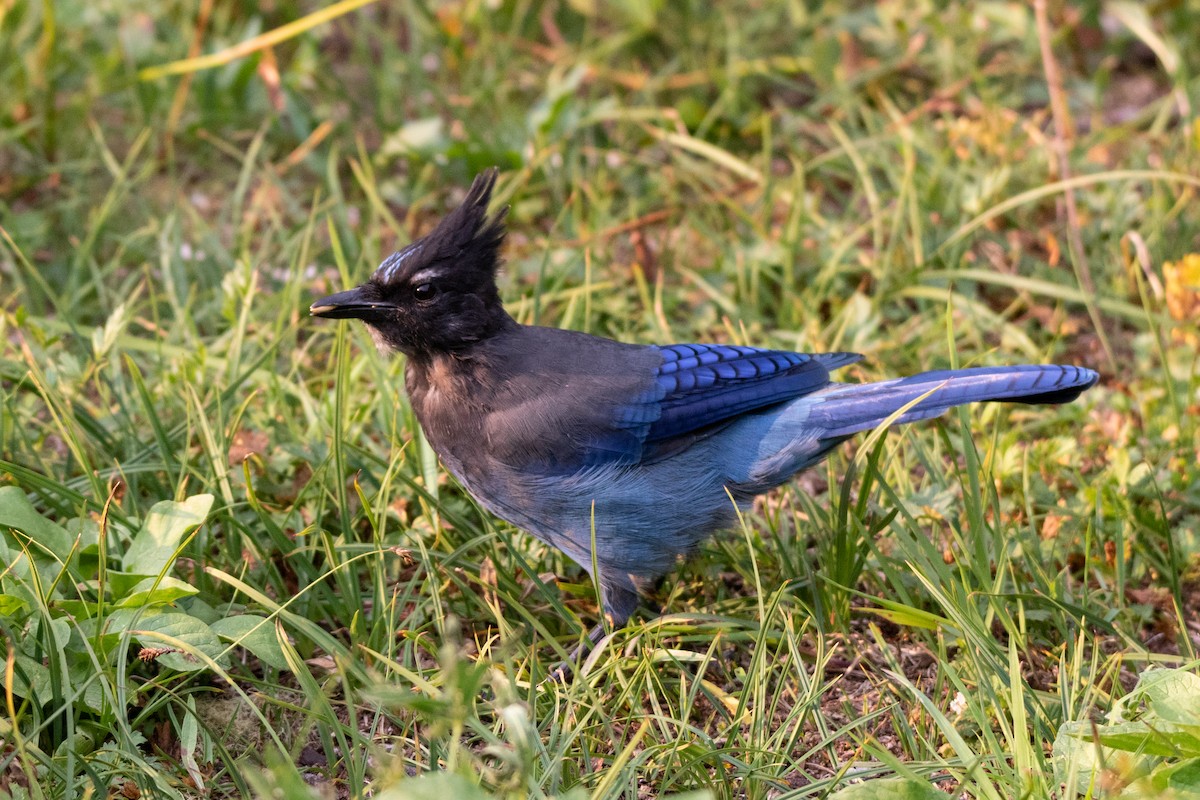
1, 1, 1199, 797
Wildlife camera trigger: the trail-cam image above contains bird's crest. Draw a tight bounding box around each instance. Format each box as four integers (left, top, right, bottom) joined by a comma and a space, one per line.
373, 169, 507, 288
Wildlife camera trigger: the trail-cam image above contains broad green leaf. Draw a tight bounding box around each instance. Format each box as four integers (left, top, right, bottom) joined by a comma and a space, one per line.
210, 615, 289, 670
0, 594, 29, 616
52, 730, 97, 761
46, 616, 71, 651
0, 486, 75, 562
9, 653, 51, 703
128, 611, 226, 673
99, 571, 156, 598
55, 599, 99, 619
181, 597, 221, 624
1094, 721, 1200, 759
104, 606, 165, 635
113, 576, 199, 608
1121, 758, 1200, 798
95, 606, 168, 657
374, 772, 492, 800
1054, 720, 1155, 790
828, 777, 946, 799
65, 658, 110, 714
63, 517, 100, 555
1135, 669, 1200, 726
0, 536, 43, 610
19, 615, 73, 659
122, 494, 213, 576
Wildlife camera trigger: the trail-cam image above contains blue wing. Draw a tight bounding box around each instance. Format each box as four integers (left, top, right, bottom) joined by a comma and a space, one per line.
588, 343, 861, 466
647, 344, 862, 442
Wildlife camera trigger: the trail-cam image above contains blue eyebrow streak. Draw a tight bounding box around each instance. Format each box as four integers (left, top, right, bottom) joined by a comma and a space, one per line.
376, 245, 424, 283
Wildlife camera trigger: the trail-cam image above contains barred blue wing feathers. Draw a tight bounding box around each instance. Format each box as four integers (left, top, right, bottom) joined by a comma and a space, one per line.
646, 345, 862, 443
588, 344, 862, 466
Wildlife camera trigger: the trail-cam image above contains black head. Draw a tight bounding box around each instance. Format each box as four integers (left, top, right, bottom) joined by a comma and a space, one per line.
310, 169, 512, 357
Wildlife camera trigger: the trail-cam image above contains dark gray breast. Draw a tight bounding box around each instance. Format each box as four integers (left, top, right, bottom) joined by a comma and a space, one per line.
405, 325, 662, 477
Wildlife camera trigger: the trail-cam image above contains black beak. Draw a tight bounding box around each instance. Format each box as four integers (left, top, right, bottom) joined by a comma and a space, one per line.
310, 287, 394, 321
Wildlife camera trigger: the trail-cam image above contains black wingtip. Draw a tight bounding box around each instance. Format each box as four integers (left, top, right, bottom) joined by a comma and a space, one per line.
1009, 366, 1100, 405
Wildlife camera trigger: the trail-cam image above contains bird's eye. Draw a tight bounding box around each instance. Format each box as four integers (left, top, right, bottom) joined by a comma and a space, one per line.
412, 282, 438, 301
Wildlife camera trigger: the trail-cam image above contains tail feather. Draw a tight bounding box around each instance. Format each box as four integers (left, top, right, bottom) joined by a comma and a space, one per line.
809, 365, 1099, 439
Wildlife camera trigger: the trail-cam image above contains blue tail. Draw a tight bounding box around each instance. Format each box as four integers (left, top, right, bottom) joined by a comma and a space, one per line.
808, 365, 1099, 438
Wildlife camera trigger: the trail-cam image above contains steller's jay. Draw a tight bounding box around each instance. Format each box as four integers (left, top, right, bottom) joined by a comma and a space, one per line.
312, 170, 1098, 659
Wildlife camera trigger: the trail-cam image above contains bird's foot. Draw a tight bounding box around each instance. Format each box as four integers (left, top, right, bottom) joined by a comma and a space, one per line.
543, 622, 609, 684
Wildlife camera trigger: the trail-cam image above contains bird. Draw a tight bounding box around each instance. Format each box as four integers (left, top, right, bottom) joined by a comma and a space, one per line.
311, 169, 1098, 665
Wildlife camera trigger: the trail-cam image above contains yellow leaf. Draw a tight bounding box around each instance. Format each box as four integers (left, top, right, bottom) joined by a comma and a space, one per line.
1164, 253, 1200, 345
